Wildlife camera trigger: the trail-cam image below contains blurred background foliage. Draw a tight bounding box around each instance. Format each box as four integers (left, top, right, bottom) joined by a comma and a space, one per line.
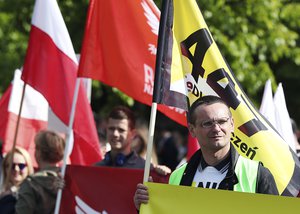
0, 0, 300, 126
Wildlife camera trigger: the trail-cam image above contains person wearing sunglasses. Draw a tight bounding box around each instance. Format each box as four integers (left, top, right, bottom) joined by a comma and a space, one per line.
134, 95, 279, 211
0, 146, 34, 213
15, 130, 65, 214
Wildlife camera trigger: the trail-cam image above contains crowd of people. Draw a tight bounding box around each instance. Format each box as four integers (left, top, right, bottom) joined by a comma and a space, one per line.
0, 96, 299, 212
0, 130, 65, 213
0, 105, 173, 212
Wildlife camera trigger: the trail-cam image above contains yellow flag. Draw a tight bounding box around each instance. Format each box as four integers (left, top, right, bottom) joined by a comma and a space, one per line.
156, 0, 300, 195
140, 182, 300, 214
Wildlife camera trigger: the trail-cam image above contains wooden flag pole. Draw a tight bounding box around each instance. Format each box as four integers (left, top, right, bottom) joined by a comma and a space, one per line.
143, 103, 158, 183
54, 78, 80, 214
5, 82, 26, 189
143, 0, 171, 183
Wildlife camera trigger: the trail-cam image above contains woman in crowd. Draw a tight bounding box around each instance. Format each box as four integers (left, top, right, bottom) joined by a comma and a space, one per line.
0, 146, 34, 213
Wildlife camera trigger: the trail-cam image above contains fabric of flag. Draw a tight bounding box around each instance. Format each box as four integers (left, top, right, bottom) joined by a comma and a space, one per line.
0, 69, 48, 167
60, 165, 169, 213
259, 80, 296, 152
259, 79, 276, 126
156, 0, 300, 196
186, 132, 199, 161
0, 85, 12, 143
21, 0, 102, 165
140, 182, 300, 214
273, 83, 296, 152
77, 0, 187, 126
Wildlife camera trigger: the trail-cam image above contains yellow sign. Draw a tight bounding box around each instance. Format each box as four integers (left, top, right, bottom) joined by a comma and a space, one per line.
140, 182, 300, 214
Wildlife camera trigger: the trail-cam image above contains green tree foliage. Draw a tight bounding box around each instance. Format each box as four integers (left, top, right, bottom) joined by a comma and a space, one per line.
195, 0, 300, 102
0, 0, 300, 123
194, 0, 300, 122
0, 0, 33, 94
273, 1, 300, 124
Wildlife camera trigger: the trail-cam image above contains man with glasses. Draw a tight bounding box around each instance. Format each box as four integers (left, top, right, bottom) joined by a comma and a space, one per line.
134, 96, 278, 211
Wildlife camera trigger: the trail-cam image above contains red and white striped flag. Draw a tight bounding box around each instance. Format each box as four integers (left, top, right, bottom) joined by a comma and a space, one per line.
21, 0, 102, 165
0, 69, 48, 167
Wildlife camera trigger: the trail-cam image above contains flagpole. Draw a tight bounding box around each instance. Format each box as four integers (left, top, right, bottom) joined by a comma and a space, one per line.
143, 103, 157, 183
143, 0, 171, 183
5, 82, 26, 187
54, 79, 80, 214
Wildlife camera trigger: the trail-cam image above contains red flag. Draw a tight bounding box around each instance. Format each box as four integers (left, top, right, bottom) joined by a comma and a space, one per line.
0, 69, 48, 167
78, 0, 187, 127
60, 165, 169, 213
21, 0, 102, 165
186, 132, 200, 161
0, 85, 12, 143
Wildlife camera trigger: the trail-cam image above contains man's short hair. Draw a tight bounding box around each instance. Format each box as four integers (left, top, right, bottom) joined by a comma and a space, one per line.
35, 130, 65, 163
188, 96, 231, 124
108, 106, 135, 130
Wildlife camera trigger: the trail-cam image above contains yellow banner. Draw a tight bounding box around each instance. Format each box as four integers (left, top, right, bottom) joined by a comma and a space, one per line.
168, 0, 300, 194
140, 182, 300, 214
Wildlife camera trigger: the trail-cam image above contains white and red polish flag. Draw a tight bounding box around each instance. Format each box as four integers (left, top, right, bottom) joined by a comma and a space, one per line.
0, 69, 48, 167
21, 0, 102, 165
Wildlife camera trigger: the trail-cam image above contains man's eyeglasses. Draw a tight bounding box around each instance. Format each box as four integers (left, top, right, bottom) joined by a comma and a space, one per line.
11, 163, 27, 171
200, 117, 230, 128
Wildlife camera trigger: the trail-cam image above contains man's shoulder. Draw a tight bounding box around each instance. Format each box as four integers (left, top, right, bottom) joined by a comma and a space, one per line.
125, 152, 146, 168
93, 152, 145, 168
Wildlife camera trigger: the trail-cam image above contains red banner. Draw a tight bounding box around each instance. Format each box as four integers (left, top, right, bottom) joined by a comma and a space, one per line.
78, 0, 187, 126
60, 165, 169, 213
